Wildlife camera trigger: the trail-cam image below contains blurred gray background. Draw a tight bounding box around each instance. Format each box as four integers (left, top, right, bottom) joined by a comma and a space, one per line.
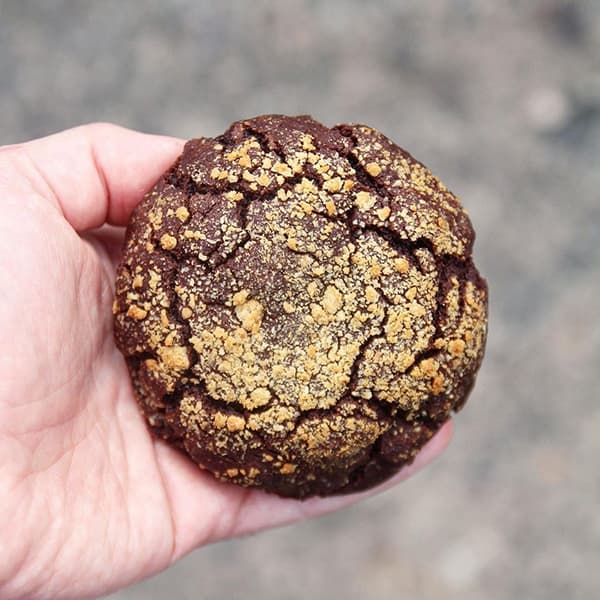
1, 1, 598, 598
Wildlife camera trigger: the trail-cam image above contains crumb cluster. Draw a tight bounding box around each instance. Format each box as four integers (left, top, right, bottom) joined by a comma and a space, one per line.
113, 115, 488, 498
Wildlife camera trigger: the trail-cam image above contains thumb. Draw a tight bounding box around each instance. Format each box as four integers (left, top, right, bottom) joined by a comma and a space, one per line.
3, 122, 184, 232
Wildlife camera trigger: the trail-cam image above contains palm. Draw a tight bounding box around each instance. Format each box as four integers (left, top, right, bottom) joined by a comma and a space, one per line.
0, 125, 450, 599
0, 197, 269, 596
0, 194, 163, 591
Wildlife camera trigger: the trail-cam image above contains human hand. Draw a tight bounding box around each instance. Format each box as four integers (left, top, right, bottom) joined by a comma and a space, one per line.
0, 124, 453, 599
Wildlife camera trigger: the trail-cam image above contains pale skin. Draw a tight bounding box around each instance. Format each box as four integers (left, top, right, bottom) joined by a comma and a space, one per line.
0, 123, 453, 599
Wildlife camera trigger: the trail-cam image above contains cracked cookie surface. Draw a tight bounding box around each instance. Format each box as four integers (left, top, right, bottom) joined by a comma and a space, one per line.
113, 114, 488, 498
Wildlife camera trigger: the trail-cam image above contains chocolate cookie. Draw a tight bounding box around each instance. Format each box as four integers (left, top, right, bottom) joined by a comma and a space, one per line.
113, 115, 488, 498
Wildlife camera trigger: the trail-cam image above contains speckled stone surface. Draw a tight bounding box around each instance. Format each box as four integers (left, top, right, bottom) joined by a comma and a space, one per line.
1, 1, 598, 598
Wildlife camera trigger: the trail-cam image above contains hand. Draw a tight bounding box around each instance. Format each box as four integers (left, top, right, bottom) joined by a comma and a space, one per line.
0, 124, 453, 599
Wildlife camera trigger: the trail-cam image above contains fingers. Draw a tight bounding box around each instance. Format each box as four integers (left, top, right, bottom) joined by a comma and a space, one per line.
227, 420, 454, 539
155, 420, 453, 561
12, 123, 184, 231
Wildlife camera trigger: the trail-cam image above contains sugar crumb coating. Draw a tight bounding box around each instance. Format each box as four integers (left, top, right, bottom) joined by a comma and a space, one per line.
113, 115, 488, 498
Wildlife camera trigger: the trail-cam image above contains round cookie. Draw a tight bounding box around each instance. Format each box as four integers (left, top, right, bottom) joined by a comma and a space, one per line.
113, 115, 488, 498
